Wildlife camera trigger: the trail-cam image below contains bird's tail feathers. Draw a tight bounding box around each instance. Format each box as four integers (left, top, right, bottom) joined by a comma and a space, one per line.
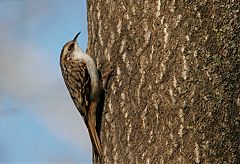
87, 117, 103, 158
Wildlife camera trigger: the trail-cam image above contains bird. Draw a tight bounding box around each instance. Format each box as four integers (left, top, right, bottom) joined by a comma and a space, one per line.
60, 32, 102, 158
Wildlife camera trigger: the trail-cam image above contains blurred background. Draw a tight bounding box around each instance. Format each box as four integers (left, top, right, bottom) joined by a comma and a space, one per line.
0, 0, 92, 163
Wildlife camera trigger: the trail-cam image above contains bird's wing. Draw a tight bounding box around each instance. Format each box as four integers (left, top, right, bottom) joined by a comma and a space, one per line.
61, 61, 91, 117
61, 60, 102, 157
75, 62, 102, 157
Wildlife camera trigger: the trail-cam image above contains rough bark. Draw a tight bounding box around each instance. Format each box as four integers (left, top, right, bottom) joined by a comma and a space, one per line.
87, 0, 240, 163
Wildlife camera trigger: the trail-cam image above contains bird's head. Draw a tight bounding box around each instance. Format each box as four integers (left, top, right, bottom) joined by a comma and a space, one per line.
60, 32, 82, 63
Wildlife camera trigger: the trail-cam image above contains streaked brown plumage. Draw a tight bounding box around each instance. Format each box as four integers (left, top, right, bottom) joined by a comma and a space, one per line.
60, 32, 102, 157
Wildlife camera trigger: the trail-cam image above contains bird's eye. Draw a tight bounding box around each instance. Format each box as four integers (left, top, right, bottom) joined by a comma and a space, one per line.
68, 43, 74, 51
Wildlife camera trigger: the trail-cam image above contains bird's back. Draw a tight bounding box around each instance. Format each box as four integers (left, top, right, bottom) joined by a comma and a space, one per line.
61, 60, 91, 117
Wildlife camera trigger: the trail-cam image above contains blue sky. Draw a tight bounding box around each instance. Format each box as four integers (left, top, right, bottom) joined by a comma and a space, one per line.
0, 0, 92, 163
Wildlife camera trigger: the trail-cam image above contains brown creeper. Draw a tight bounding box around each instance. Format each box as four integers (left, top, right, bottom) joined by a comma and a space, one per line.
60, 32, 102, 157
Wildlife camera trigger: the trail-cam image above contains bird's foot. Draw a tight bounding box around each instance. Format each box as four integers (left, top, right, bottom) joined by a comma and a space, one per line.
101, 66, 114, 92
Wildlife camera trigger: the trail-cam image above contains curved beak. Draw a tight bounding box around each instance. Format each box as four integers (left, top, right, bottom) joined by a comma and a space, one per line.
73, 32, 81, 42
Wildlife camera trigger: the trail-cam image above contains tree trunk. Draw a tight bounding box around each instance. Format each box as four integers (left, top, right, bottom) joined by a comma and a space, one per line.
87, 1, 240, 163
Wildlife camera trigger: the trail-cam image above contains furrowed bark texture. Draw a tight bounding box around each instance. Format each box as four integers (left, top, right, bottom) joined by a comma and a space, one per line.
87, 1, 240, 163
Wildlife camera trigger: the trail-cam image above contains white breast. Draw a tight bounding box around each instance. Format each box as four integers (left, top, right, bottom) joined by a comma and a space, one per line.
73, 45, 99, 99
